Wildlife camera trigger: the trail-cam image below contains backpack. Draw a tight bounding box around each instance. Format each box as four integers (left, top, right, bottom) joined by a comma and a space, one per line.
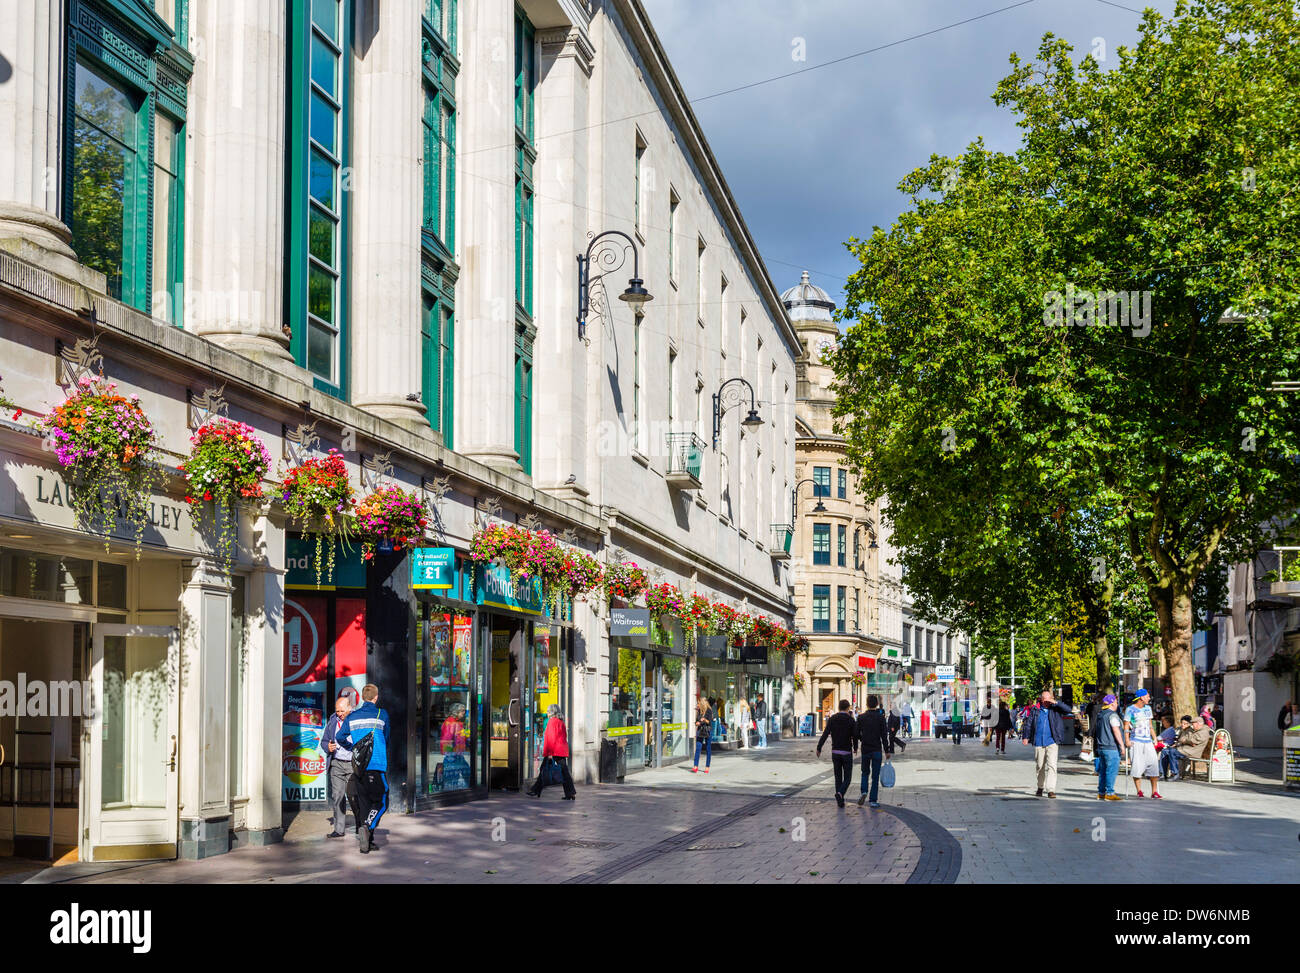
351, 731, 375, 774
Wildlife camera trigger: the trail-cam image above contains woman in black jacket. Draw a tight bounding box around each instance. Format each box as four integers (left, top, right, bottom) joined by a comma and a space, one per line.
995, 700, 1013, 754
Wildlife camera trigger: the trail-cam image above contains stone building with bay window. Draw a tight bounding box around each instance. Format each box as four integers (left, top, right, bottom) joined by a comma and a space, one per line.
0, 0, 795, 864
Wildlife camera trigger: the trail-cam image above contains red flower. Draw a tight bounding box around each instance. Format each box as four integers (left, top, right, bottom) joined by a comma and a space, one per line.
12, 409, 22, 419
203, 491, 213, 501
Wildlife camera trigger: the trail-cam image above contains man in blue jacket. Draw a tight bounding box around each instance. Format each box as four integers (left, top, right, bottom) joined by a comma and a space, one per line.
1021, 687, 1073, 798
336, 683, 391, 854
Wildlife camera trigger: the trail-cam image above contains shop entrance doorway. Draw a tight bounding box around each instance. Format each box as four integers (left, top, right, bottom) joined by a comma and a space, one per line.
85, 624, 179, 862
0, 615, 87, 863
487, 616, 525, 790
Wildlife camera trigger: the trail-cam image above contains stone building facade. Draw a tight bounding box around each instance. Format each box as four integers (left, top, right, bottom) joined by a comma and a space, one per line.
0, 0, 796, 863
783, 273, 903, 729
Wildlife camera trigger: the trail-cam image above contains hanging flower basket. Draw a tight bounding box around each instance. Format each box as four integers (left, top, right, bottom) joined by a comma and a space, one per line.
469, 524, 557, 581
602, 560, 648, 607
852, 673, 867, 686
180, 418, 271, 567
793, 671, 807, 692
543, 544, 603, 616
925, 672, 938, 683
281, 449, 355, 583
39, 376, 162, 552
355, 486, 428, 561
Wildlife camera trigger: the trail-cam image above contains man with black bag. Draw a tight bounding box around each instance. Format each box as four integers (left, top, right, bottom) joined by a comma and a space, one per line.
335, 684, 391, 854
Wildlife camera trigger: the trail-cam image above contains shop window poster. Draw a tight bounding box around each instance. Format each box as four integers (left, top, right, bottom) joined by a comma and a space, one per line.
282, 596, 367, 803
429, 613, 472, 690
283, 597, 329, 803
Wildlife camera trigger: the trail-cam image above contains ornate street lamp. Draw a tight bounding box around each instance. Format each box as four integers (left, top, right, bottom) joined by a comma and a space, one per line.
711, 377, 762, 451
576, 230, 652, 342
791, 477, 827, 521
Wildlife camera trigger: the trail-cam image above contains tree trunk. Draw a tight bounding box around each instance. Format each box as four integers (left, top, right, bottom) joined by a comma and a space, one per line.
1150, 578, 1197, 721
1094, 631, 1111, 691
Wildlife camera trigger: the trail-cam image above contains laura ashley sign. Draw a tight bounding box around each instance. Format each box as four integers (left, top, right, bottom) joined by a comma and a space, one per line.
1, 451, 199, 551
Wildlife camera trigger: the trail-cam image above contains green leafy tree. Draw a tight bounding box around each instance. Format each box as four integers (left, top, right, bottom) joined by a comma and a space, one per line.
833, 0, 1300, 724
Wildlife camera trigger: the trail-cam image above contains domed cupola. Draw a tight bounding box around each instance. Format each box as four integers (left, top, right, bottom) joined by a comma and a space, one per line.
781, 270, 836, 324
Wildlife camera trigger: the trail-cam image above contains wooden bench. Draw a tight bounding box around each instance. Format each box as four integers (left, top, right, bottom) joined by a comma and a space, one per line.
1182, 738, 1216, 780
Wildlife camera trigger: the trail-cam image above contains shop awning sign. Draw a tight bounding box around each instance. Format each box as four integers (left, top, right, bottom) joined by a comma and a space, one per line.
475, 563, 544, 615
610, 608, 650, 648
936, 665, 956, 682
857, 654, 877, 671
411, 547, 455, 589
740, 644, 769, 664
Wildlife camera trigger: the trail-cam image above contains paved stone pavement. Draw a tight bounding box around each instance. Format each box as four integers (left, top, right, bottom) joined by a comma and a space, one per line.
877, 733, 1300, 884
19, 733, 1299, 884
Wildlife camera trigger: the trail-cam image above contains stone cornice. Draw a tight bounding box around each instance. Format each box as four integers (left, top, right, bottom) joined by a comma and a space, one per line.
537, 25, 596, 76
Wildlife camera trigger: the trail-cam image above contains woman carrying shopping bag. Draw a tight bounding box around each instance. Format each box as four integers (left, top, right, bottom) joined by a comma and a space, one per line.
694, 697, 714, 772
528, 705, 577, 800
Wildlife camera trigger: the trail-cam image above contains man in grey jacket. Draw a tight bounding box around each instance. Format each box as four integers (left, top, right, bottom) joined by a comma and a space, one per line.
322, 693, 353, 838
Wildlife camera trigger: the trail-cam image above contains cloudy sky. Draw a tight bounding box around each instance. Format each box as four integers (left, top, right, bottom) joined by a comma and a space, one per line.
640, 0, 1179, 311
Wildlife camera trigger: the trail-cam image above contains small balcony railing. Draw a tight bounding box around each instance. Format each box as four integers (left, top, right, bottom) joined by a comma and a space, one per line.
665, 432, 704, 491
1271, 547, 1300, 599
770, 524, 793, 558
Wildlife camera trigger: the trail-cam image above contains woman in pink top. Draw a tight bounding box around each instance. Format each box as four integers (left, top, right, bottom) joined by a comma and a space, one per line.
528, 705, 577, 800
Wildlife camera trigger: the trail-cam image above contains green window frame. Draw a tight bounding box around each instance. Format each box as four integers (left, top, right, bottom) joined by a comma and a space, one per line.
812, 523, 830, 566
812, 466, 831, 497
837, 524, 847, 567
287, 0, 349, 398
514, 8, 535, 318
837, 586, 846, 634
422, 0, 457, 254
838, 468, 847, 499
515, 322, 535, 475
421, 283, 455, 447
66, 0, 190, 323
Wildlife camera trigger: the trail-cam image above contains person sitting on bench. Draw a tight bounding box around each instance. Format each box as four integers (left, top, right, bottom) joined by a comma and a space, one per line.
1173, 716, 1211, 780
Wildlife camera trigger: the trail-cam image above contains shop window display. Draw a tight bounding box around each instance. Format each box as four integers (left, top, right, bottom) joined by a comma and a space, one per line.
610, 646, 644, 768
425, 611, 473, 793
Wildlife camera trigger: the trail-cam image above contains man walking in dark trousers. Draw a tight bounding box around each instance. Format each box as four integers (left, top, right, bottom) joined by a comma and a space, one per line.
816, 699, 859, 808
336, 683, 391, 854
321, 692, 353, 838
857, 695, 894, 808
887, 706, 907, 753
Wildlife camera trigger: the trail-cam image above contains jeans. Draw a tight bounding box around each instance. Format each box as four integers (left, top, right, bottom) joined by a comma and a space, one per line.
757, 720, 768, 748
995, 728, 1007, 752
860, 750, 884, 803
831, 752, 854, 796
1097, 747, 1120, 796
1160, 747, 1182, 778
901, 716, 912, 736
693, 735, 712, 768
951, 720, 963, 744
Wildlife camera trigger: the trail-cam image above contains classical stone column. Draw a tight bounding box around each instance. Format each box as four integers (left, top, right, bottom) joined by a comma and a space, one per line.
454, 0, 520, 469
186, 0, 296, 369
349, 0, 426, 428
534, 25, 595, 499
178, 558, 233, 860
243, 511, 285, 845
0, 0, 77, 259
